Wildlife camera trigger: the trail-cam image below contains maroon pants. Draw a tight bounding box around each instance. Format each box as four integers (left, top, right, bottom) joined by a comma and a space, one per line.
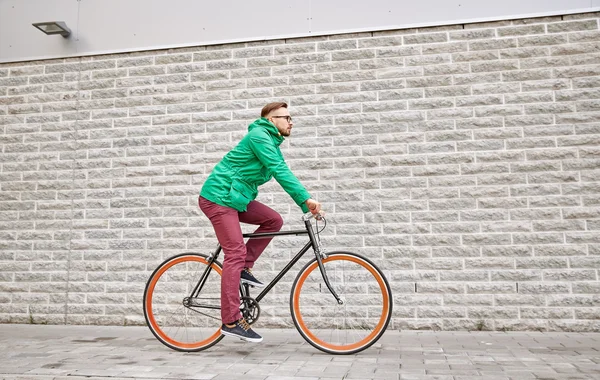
198, 196, 283, 324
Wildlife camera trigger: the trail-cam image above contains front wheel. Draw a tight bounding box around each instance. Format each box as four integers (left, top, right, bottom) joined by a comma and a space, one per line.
143, 253, 224, 352
290, 251, 393, 355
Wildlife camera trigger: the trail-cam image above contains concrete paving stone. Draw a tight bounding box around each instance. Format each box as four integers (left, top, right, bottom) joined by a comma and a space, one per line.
264, 377, 319, 380
426, 369, 481, 375
325, 362, 354, 368
397, 370, 427, 374
132, 372, 177, 379
247, 365, 286, 375
373, 374, 401, 380
409, 364, 452, 370
295, 368, 327, 375
372, 366, 401, 373
337, 368, 374, 375
322, 368, 353, 376
0, 372, 31, 376
498, 373, 537, 379
24, 368, 72, 376
268, 369, 300, 376
211, 375, 267, 380
371, 374, 399, 380
293, 372, 325, 378
343, 375, 379, 380
168, 374, 216, 380
477, 373, 516, 379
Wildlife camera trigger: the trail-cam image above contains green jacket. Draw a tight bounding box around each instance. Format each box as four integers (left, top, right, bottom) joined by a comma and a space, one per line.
200, 118, 311, 213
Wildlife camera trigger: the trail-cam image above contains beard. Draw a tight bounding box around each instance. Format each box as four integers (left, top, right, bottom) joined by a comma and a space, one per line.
279, 127, 291, 137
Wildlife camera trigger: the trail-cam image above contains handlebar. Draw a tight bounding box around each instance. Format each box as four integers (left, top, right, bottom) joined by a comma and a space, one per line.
302, 211, 325, 222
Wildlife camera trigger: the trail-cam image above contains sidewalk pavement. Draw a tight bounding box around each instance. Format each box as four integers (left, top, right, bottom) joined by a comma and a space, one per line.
0, 324, 599, 380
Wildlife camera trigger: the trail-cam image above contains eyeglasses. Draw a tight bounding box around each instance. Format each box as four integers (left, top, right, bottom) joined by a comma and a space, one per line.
271, 116, 292, 123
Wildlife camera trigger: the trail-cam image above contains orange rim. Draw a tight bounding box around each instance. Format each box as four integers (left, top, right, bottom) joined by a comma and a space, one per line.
292, 254, 390, 352
145, 255, 222, 350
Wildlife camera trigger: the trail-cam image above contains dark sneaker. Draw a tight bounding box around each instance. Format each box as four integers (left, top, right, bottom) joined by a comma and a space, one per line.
240, 268, 264, 288
221, 318, 263, 343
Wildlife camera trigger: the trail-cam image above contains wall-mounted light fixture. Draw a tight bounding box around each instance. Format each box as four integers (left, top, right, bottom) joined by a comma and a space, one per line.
32, 21, 71, 38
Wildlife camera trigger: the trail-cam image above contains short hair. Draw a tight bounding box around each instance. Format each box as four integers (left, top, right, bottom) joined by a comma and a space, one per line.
261, 102, 288, 117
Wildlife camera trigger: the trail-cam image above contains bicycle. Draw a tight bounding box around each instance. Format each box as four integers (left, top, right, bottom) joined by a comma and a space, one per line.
143, 213, 393, 355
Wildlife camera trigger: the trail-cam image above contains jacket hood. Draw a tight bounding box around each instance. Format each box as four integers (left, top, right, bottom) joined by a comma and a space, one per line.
248, 118, 284, 145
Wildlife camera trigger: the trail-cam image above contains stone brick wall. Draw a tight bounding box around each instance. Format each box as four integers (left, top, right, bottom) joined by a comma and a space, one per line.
1, 12, 599, 331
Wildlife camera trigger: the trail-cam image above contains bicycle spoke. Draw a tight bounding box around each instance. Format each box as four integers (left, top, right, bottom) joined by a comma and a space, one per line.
187, 307, 221, 320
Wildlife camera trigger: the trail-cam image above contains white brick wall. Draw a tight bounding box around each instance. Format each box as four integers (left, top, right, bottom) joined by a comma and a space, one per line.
1, 12, 599, 331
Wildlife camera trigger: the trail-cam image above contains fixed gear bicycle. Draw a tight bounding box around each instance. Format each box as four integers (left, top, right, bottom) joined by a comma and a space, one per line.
143, 213, 393, 355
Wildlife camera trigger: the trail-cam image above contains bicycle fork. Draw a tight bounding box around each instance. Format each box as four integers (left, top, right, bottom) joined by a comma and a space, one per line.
314, 252, 344, 305
305, 219, 344, 305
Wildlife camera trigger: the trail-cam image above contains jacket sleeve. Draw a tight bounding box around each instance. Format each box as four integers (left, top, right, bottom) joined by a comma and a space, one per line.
248, 130, 311, 213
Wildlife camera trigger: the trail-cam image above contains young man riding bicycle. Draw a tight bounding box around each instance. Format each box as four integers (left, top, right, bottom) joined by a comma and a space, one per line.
198, 102, 322, 342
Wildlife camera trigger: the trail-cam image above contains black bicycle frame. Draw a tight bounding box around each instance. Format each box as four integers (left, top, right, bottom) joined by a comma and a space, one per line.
189, 217, 341, 306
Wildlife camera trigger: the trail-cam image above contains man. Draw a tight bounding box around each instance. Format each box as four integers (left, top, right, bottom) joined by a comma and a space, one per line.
199, 102, 322, 343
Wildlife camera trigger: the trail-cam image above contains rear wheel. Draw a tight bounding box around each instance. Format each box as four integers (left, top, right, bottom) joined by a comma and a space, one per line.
290, 251, 393, 354
143, 253, 224, 352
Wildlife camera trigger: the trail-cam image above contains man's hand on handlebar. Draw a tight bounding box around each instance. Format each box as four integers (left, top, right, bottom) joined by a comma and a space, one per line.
305, 198, 325, 219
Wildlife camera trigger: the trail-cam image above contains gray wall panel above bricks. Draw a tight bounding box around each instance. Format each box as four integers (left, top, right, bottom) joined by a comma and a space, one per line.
1, 12, 600, 331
